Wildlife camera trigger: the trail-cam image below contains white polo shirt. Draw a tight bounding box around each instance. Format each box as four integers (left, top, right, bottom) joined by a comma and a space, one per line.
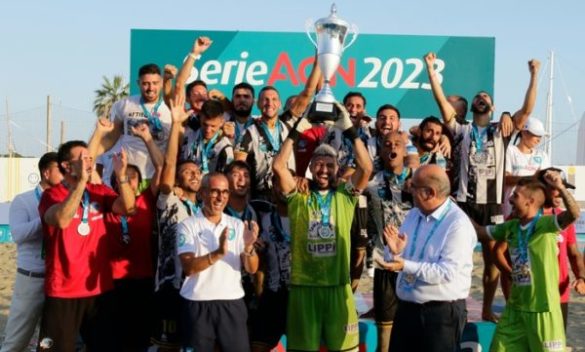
176, 210, 245, 301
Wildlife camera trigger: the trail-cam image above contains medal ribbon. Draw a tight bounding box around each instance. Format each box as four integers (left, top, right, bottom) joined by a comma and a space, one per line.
34, 186, 43, 202
195, 130, 221, 172
181, 198, 199, 216
80, 191, 90, 226
313, 191, 333, 227
235, 118, 254, 143
407, 200, 452, 260
471, 123, 489, 152
517, 209, 542, 263
120, 216, 131, 244
383, 167, 408, 188
139, 97, 163, 133
259, 121, 282, 152
226, 205, 253, 222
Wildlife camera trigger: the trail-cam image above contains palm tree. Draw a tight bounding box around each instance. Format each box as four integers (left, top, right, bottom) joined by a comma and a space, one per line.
93, 75, 129, 118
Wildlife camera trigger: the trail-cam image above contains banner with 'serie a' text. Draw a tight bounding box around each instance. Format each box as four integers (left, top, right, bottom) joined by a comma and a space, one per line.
130, 29, 495, 118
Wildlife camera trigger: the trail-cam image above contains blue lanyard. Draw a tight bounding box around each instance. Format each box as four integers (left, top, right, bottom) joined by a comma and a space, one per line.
271, 210, 290, 242
34, 186, 43, 202
312, 191, 333, 226
181, 198, 199, 216
140, 97, 163, 133
259, 121, 282, 152
81, 191, 90, 224
471, 123, 489, 152
235, 118, 254, 143
226, 205, 253, 222
383, 168, 408, 188
517, 209, 542, 260
196, 131, 221, 172
120, 216, 131, 245
407, 201, 452, 260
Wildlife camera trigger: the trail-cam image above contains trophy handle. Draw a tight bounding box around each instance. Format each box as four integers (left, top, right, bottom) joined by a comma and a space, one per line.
305, 19, 318, 48
343, 24, 359, 51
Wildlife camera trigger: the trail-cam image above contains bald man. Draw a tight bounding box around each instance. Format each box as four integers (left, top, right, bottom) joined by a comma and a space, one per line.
380, 165, 477, 352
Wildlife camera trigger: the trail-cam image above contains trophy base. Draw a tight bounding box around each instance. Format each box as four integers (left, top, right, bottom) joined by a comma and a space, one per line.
308, 101, 341, 125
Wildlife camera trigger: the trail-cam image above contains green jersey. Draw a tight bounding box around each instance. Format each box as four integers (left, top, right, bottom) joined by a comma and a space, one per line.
287, 183, 358, 286
490, 215, 561, 312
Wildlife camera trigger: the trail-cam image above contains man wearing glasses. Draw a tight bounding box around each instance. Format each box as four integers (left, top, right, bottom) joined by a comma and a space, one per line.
176, 172, 259, 352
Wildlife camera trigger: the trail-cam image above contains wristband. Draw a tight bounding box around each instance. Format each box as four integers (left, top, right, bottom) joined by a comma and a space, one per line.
189, 53, 201, 60
118, 176, 129, 184
342, 127, 359, 141
243, 247, 256, 257
207, 252, 215, 265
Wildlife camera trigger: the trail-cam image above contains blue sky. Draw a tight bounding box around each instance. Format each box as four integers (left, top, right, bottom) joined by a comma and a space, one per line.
1, 0, 584, 164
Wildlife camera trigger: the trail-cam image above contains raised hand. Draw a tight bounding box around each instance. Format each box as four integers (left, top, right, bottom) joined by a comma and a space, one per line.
193, 36, 213, 56
542, 169, 564, 190
130, 123, 153, 142
170, 92, 192, 124
436, 135, 451, 158
243, 220, 259, 248
218, 227, 229, 255
222, 121, 236, 139
164, 64, 178, 80
208, 89, 225, 101
112, 148, 128, 178
96, 117, 114, 134
424, 52, 436, 68
528, 59, 541, 75
383, 224, 407, 255
498, 112, 514, 138
71, 151, 92, 183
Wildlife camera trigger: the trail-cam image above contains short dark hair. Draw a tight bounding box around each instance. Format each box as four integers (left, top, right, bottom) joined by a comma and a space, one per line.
57, 140, 88, 174
456, 96, 468, 113
343, 92, 366, 107
138, 63, 161, 77
376, 104, 401, 119
186, 80, 208, 96
258, 86, 279, 99
176, 160, 199, 175
516, 178, 548, 207
38, 152, 58, 175
419, 116, 444, 132
200, 100, 224, 120
224, 160, 251, 175
232, 82, 255, 97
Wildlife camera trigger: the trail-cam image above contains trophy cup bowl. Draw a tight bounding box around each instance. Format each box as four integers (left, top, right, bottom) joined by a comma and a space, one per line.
306, 4, 358, 123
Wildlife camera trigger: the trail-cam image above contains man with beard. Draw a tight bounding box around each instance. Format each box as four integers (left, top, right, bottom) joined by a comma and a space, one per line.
98, 64, 172, 186
151, 92, 204, 351
413, 116, 448, 169
228, 82, 256, 144
365, 104, 402, 174
179, 99, 234, 175
474, 172, 581, 351
273, 103, 373, 351
177, 172, 259, 352
425, 52, 540, 322
344, 91, 374, 141
365, 131, 413, 352
235, 86, 295, 200
174, 36, 212, 132
37, 141, 135, 351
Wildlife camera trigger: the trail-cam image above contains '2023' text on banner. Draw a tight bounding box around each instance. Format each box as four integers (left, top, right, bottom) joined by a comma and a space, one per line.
130, 29, 495, 119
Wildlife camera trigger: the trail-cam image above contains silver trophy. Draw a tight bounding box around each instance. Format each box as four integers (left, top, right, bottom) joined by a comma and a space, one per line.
306, 4, 358, 122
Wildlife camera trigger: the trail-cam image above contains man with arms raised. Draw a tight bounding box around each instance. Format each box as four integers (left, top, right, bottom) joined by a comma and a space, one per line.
177, 172, 259, 352
425, 52, 540, 321
273, 103, 372, 351
37, 141, 135, 351
235, 86, 294, 200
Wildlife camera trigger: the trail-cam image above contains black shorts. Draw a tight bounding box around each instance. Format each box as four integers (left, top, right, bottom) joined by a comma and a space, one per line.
351, 195, 370, 249
151, 285, 182, 348
38, 291, 116, 351
373, 269, 399, 323
250, 288, 288, 349
181, 298, 250, 352
457, 201, 503, 227
112, 278, 154, 351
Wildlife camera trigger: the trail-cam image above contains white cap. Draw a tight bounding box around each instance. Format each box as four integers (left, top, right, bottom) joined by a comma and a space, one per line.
523, 117, 547, 137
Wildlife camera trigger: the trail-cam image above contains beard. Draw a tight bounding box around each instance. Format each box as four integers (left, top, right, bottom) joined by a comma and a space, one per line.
471, 99, 490, 114
420, 138, 437, 152
233, 106, 252, 118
